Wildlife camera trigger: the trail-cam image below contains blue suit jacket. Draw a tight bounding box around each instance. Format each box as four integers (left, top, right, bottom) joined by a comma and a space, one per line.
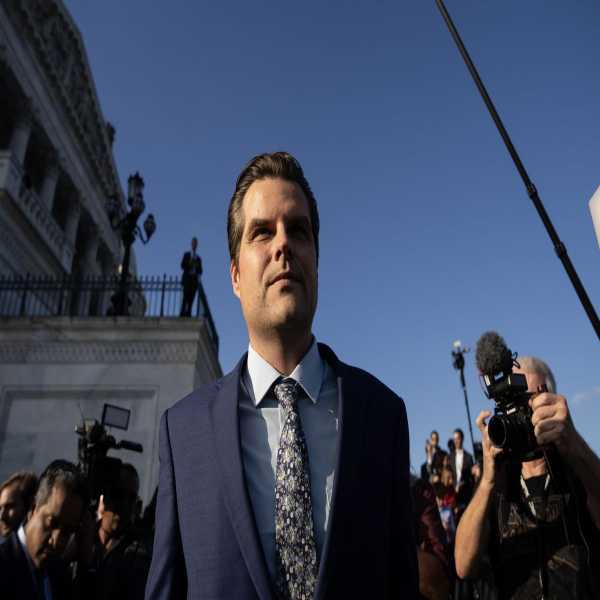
145, 343, 417, 599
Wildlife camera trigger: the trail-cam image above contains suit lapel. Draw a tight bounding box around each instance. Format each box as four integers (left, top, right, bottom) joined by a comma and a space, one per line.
314, 345, 368, 600
208, 355, 273, 600
10, 533, 38, 598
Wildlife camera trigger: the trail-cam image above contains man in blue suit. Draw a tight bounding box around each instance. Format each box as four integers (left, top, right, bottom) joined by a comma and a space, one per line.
145, 152, 417, 600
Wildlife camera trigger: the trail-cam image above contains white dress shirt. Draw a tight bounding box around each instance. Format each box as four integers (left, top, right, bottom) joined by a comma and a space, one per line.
455, 448, 464, 488
239, 338, 339, 581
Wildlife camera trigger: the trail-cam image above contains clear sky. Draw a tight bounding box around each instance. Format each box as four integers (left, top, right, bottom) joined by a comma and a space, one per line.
65, 0, 600, 466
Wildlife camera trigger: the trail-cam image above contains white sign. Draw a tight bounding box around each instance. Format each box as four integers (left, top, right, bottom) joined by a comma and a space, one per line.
590, 186, 600, 249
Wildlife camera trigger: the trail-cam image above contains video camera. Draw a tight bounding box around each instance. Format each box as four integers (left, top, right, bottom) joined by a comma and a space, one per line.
475, 331, 544, 461
75, 403, 143, 503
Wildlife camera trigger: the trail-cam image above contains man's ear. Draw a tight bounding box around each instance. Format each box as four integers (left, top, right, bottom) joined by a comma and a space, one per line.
230, 259, 241, 299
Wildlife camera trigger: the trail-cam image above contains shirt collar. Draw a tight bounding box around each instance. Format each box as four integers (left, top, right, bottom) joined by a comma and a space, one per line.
246, 338, 323, 406
17, 525, 36, 571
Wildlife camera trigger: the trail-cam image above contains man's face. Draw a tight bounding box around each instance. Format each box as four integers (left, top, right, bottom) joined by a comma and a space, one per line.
453, 432, 464, 451
0, 483, 26, 537
230, 178, 318, 339
191, 237, 198, 252
25, 484, 83, 569
99, 469, 139, 538
430, 432, 439, 447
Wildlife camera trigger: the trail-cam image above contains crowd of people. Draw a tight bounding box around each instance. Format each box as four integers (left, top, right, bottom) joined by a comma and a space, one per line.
412, 356, 600, 600
2, 355, 600, 600
0, 460, 155, 600
413, 427, 489, 600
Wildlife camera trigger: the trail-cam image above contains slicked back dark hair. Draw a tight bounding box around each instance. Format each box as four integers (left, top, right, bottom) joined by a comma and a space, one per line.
35, 460, 89, 510
227, 152, 320, 265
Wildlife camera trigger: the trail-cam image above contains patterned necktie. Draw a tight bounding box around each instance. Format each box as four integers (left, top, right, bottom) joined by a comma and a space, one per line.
273, 378, 318, 600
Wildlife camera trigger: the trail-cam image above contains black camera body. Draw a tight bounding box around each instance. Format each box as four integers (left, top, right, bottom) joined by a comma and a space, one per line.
485, 372, 539, 461
476, 331, 542, 462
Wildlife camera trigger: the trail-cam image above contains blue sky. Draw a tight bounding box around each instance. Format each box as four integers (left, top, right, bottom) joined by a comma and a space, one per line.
66, 0, 600, 466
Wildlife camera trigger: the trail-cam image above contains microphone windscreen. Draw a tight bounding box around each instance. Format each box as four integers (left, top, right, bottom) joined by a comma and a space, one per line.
475, 331, 511, 377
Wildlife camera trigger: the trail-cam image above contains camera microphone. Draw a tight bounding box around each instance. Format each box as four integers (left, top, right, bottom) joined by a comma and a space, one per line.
475, 331, 513, 380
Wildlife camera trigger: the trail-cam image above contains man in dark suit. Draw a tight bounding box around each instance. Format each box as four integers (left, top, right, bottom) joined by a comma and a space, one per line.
448, 428, 474, 508
180, 236, 203, 316
146, 152, 417, 600
0, 460, 88, 600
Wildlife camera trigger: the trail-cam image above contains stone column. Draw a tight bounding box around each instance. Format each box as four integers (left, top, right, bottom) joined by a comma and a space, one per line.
64, 195, 81, 247
76, 225, 101, 316
82, 225, 101, 276
9, 111, 33, 166
62, 196, 81, 272
98, 247, 116, 316
39, 159, 60, 212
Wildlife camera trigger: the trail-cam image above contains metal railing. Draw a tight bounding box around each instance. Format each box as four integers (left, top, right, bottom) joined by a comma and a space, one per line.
0, 274, 219, 352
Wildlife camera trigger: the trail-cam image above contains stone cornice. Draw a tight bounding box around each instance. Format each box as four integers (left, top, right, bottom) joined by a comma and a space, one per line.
4, 0, 124, 206
0, 339, 200, 364
0, 317, 222, 375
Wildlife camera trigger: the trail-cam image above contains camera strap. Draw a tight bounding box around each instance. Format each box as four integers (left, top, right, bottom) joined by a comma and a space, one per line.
520, 474, 551, 598
520, 473, 550, 519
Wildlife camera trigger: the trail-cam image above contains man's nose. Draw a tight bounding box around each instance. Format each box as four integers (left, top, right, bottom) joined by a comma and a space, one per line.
274, 228, 292, 261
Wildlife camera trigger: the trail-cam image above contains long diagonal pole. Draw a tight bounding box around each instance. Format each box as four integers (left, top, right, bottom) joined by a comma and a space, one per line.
435, 0, 600, 342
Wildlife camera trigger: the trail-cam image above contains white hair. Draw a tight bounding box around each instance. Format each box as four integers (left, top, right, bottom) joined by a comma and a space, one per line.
516, 355, 556, 393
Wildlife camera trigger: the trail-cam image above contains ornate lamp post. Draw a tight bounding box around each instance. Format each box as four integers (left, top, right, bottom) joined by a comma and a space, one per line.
107, 172, 156, 315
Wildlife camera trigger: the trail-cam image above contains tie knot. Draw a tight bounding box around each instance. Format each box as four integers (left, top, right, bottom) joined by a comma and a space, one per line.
273, 378, 298, 410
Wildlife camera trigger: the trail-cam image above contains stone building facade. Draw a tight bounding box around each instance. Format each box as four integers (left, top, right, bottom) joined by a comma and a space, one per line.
0, 1, 222, 501
0, 0, 132, 282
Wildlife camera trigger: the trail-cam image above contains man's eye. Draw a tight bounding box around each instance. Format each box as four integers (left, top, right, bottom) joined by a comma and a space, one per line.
252, 228, 271, 239
291, 226, 309, 238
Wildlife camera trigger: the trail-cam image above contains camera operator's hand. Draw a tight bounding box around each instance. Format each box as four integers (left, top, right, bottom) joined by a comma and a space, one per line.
531, 392, 576, 453
476, 410, 504, 487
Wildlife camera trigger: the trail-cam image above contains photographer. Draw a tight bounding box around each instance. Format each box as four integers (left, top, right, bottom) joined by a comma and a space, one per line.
421, 430, 448, 483
455, 356, 600, 599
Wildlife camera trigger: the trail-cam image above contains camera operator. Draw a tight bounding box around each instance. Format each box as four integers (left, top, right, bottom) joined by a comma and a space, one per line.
455, 356, 600, 599
77, 462, 150, 600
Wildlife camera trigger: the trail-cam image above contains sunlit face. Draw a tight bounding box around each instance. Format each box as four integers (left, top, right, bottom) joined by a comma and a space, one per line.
230, 178, 318, 339
25, 484, 83, 569
0, 483, 26, 537
430, 432, 439, 447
